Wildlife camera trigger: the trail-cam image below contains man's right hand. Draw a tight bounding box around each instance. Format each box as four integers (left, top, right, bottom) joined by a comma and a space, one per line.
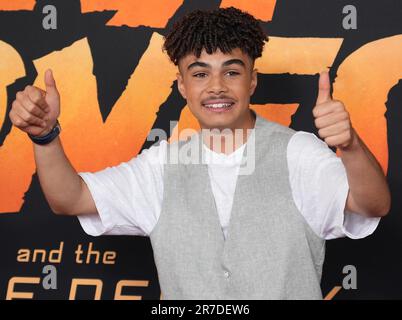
9, 69, 60, 138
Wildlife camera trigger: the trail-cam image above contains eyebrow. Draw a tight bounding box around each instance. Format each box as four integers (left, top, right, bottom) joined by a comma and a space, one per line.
187, 59, 246, 70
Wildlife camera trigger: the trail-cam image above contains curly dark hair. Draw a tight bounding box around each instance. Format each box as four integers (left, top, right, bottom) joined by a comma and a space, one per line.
163, 7, 268, 66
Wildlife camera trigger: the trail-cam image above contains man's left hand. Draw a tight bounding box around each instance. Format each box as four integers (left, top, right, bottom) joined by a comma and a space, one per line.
312, 71, 356, 150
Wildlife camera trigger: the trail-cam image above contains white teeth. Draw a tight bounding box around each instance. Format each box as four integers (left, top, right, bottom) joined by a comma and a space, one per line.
204, 103, 233, 108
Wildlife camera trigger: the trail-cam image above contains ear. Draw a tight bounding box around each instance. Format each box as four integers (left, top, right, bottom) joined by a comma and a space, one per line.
176, 72, 187, 99
250, 68, 258, 96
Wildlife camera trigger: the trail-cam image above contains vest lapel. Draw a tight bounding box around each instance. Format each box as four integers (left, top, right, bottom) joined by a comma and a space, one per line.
184, 134, 225, 248
187, 112, 267, 247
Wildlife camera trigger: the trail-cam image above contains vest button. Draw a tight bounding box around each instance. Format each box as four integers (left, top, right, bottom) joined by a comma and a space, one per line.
223, 271, 230, 279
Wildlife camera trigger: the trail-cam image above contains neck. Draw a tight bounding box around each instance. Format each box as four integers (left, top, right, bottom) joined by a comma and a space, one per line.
201, 109, 256, 155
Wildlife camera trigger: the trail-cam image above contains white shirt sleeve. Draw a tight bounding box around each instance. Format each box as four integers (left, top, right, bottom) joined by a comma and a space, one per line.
287, 131, 381, 240
77, 140, 167, 237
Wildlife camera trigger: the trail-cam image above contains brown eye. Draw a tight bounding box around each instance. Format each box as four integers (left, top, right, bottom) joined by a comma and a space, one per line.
193, 73, 207, 78
226, 71, 240, 76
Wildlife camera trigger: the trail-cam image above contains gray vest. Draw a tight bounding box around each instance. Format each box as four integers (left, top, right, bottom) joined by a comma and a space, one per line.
149, 111, 325, 300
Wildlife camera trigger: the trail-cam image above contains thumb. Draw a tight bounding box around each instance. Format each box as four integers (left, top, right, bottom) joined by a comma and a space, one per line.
44, 69, 59, 98
316, 71, 331, 105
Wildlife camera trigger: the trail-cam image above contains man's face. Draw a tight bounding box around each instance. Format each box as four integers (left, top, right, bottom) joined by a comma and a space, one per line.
177, 48, 257, 130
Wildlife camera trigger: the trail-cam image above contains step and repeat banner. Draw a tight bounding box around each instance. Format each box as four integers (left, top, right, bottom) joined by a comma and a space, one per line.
0, 0, 402, 299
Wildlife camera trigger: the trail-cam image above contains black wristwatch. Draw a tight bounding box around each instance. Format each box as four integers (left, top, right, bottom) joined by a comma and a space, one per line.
28, 120, 61, 145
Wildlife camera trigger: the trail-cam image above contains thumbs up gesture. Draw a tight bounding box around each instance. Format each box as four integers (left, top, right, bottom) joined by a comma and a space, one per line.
9, 69, 60, 137
313, 71, 355, 150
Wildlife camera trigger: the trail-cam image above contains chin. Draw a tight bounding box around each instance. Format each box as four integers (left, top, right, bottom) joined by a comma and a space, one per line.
198, 113, 238, 130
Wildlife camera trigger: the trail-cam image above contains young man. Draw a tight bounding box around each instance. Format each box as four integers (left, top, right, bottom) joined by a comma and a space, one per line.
10, 7, 390, 299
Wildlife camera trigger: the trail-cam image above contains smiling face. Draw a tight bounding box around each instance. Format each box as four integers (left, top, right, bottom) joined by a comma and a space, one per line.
176, 48, 258, 131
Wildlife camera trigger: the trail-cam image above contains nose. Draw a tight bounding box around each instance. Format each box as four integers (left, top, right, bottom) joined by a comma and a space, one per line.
207, 74, 228, 95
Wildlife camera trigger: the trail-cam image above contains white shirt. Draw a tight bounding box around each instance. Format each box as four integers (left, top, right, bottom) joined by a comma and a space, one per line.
77, 131, 380, 240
